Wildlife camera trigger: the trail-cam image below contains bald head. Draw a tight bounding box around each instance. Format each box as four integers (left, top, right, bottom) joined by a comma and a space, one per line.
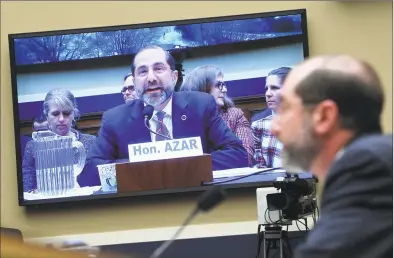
285, 55, 384, 134
288, 55, 381, 87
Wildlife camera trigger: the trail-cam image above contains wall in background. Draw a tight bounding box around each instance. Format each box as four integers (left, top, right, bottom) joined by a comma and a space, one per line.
17, 43, 304, 101
1, 1, 392, 238
16, 43, 305, 120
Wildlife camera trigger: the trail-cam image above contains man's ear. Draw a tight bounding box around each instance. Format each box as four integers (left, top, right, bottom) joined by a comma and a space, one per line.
172, 70, 178, 82
312, 100, 339, 135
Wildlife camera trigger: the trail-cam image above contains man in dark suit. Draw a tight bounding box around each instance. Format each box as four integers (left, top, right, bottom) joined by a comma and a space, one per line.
78, 45, 248, 187
271, 55, 392, 258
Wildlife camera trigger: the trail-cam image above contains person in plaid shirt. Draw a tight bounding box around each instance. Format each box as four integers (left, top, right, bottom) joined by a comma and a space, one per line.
252, 67, 292, 168
181, 65, 254, 166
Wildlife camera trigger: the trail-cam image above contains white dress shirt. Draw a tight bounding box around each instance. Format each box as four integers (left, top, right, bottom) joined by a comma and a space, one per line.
147, 97, 173, 142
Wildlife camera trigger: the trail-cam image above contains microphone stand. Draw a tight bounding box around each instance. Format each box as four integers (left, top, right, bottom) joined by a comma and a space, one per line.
149, 186, 227, 258
149, 208, 199, 258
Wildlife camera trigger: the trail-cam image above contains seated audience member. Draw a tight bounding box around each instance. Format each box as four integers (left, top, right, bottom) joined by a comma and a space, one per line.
272, 55, 393, 258
19, 114, 47, 159
32, 113, 48, 131
180, 65, 254, 166
121, 72, 138, 103
77, 45, 248, 187
251, 67, 291, 168
22, 89, 96, 192
251, 67, 291, 123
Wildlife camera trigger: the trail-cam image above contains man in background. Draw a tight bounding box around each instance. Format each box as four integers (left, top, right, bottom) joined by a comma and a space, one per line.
121, 73, 138, 103
32, 114, 48, 132
251, 67, 291, 168
78, 45, 248, 187
251, 67, 292, 123
19, 114, 48, 161
272, 55, 392, 258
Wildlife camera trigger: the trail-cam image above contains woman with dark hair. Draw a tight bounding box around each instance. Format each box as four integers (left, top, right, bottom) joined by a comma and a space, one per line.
181, 65, 254, 166
22, 88, 96, 192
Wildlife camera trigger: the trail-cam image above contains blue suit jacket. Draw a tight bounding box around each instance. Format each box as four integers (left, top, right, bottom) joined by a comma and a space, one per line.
78, 91, 248, 187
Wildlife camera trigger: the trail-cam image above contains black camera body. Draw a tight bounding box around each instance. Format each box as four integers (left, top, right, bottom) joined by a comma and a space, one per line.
267, 173, 317, 221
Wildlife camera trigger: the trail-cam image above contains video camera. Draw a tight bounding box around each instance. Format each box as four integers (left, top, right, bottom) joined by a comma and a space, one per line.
266, 173, 317, 221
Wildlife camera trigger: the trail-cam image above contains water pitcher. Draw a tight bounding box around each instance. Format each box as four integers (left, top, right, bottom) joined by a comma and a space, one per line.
32, 130, 86, 196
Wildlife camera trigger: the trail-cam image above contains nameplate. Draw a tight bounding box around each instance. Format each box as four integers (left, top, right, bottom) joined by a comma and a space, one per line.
128, 137, 204, 163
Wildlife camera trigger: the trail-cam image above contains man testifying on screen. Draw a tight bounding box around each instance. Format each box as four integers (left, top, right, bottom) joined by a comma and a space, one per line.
78, 45, 248, 187
271, 55, 393, 258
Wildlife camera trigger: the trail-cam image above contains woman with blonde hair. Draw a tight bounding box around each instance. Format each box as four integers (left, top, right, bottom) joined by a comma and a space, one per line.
181, 65, 254, 166
22, 88, 96, 192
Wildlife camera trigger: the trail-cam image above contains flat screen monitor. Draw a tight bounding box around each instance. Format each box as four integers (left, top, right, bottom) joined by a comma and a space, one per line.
9, 9, 312, 206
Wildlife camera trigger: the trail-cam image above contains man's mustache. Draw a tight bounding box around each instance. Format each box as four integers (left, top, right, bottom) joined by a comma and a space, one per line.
143, 84, 163, 93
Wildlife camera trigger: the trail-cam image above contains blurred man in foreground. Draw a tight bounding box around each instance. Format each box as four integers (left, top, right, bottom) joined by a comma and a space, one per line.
272, 55, 392, 258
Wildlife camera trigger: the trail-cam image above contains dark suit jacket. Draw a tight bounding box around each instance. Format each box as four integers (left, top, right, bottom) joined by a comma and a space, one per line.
250, 108, 272, 123
294, 134, 393, 258
78, 91, 248, 187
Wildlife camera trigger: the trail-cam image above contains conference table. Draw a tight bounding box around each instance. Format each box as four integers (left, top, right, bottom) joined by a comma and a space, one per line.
23, 167, 313, 202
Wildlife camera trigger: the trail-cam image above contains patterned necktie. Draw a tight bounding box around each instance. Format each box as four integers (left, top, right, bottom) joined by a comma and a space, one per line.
155, 111, 170, 141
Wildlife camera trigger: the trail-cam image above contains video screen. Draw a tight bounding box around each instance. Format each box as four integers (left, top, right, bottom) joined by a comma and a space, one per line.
9, 9, 311, 206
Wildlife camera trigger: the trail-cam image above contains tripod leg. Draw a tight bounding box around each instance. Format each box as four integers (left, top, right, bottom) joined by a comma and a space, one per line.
256, 225, 262, 258
281, 231, 292, 258
285, 232, 293, 257
265, 240, 271, 258
262, 232, 266, 258
282, 239, 289, 258
279, 237, 283, 258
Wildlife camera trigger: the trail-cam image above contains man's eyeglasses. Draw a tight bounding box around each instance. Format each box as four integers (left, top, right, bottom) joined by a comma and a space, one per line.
215, 81, 227, 92
121, 85, 135, 94
135, 64, 171, 78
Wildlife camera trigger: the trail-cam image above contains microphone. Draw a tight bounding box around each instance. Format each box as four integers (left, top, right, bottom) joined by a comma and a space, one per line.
149, 186, 227, 258
142, 105, 172, 140
143, 104, 154, 122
